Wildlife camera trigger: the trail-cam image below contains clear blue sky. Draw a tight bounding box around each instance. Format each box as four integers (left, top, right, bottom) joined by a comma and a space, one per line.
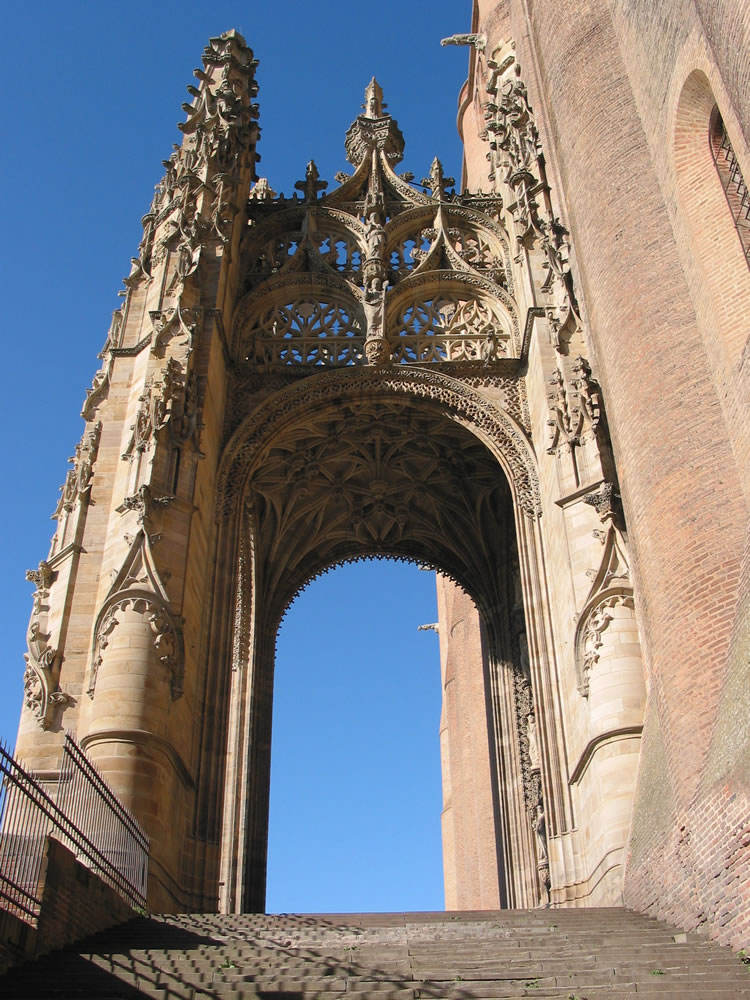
0, 1, 471, 911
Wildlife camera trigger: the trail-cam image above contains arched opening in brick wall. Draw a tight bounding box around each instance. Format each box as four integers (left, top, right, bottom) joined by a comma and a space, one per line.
266, 558, 444, 913
673, 70, 750, 365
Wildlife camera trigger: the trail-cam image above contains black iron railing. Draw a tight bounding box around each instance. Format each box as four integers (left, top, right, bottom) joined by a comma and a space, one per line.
712, 113, 750, 265
0, 735, 148, 924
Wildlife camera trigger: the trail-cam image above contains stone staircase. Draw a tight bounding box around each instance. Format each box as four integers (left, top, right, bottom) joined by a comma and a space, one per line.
1, 908, 749, 998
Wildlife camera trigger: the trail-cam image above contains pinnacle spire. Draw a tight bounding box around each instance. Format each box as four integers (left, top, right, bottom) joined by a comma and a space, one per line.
362, 78, 387, 119
345, 78, 403, 166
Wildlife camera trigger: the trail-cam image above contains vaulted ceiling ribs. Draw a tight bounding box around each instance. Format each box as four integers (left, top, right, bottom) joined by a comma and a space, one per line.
245, 397, 515, 627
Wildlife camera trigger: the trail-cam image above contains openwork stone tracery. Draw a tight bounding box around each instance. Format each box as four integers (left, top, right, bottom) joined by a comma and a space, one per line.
234, 78, 515, 372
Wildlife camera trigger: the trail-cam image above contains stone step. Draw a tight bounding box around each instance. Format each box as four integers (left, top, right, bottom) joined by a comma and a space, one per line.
2, 908, 748, 999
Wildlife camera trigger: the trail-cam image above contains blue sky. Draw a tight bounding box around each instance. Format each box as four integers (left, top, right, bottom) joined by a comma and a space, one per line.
1, 1, 472, 910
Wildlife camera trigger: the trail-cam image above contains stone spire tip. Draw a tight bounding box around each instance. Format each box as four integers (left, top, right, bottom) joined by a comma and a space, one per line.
362, 77, 388, 119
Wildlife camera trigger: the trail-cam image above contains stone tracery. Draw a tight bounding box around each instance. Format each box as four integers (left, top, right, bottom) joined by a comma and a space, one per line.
234, 81, 517, 371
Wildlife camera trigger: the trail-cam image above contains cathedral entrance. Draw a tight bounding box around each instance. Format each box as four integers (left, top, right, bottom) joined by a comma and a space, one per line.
210, 371, 553, 912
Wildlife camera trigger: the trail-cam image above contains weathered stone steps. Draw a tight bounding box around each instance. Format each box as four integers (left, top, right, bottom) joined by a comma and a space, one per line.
1, 908, 748, 998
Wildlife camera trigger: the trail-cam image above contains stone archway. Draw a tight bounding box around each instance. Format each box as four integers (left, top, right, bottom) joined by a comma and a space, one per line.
203, 367, 565, 913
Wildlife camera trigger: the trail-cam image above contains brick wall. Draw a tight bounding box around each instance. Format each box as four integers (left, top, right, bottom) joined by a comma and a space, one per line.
464, 0, 749, 948
0, 836, 136, 975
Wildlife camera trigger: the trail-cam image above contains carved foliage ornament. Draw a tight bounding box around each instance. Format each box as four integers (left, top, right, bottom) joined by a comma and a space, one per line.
53, 421, 102, 519
88, 531, 184, 700
574, 525, 632, 696
23, 561, 73, 729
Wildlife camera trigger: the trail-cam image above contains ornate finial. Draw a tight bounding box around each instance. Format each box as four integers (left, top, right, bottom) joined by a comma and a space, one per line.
440, 33, 486, 52
345, 80, 404, 166
421, 156, 455, 199
362, 77, 387, 119
294, 161, 328, 203
249, 178, 277, 201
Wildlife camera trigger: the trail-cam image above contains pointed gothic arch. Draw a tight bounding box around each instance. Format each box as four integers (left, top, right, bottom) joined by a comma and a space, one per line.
208, 367, 565, 912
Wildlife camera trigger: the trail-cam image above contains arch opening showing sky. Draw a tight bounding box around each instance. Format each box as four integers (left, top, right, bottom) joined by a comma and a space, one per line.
267, 558, 444, 913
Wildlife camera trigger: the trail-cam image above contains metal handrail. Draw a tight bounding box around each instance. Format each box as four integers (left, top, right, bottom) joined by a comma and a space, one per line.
712, 113, 750, 265
0, 736, 148, 923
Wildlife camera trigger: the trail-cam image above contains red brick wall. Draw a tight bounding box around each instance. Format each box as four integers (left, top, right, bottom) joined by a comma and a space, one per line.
464, 0, 749, 948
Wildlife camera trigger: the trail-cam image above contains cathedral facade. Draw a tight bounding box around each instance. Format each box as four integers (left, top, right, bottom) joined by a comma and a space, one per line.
14, 1, 749, 949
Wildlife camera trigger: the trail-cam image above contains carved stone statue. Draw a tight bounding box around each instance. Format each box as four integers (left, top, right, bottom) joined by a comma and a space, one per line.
526, 713, 540, 772
533, 803, 548, 863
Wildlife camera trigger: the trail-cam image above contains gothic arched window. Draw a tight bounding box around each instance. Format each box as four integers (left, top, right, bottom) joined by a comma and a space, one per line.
710, 108, 750, 267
